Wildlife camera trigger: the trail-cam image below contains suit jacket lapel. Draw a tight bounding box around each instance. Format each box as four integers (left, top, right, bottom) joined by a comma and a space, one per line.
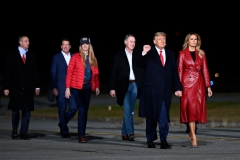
152, 47, 163, 66
194, 50, 201, 69
19, 49, 26, 65
185, 49, 200, 69
165, 50, 169, 67
122, 50, 130, 67
60, 52, 68, 67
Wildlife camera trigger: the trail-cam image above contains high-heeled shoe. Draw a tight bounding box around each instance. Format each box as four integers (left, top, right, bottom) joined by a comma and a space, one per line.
188, 133, 192, 142
191, 137, 198, 148
188, 137, 192, 142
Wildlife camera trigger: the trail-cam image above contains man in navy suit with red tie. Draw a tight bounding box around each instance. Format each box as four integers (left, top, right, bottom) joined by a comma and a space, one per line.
3, 35, 40, 140
50, 38, 77, 138
138, 32, 182, 149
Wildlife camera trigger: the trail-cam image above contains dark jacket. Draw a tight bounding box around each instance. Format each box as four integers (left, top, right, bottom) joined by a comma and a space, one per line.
109, 49, 144, 106
137, 47, 182, 121
3, 48, 40, 111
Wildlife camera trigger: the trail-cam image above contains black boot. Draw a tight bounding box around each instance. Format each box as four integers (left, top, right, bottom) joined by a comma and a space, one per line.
12, 131, 18, 139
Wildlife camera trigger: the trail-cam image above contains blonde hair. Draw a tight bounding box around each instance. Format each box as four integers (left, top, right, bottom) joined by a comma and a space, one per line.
79, 43, 98, 67
153, 32, 167, 40
182, 32, 204, 57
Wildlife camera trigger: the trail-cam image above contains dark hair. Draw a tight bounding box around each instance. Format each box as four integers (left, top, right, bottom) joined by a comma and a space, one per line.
61, 38, 70, 45
18, 35, 28, 42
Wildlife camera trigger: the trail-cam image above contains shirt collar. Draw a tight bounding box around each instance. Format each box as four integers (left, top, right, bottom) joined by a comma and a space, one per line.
155, 46, 165, 54
18, 46, 28, 54
125, 48, 133, 55
61, 51, 71, 56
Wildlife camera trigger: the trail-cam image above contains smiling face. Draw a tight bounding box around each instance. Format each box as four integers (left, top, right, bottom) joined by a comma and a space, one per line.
61, 40, 71, 53
81, 43, 89, 52
124, 36, 135, 51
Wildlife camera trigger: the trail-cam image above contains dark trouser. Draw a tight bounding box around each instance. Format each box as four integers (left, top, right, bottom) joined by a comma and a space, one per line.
57, 94, 77, 135
146, 101, 169, 142
12, 105, 31, 135
70, 83, 92, 138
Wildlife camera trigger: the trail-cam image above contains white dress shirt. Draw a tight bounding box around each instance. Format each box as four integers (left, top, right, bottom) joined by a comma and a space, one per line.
61, 51, 71, 65
125, 49, 135, 80
18, 46, 28, 58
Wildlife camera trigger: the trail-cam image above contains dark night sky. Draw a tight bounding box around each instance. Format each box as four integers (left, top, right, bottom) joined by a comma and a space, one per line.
1, 2, 239, 92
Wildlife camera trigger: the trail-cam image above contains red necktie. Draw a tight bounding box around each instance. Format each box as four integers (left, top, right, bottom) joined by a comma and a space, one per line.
160, 50, 164, 66
22, 54, 26, 64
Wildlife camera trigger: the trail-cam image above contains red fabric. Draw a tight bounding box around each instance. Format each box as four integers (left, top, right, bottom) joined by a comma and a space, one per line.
159, 50, 164, 66
22, 55, 26, 64
66, 53, 100, 91
178, 48, 210, 124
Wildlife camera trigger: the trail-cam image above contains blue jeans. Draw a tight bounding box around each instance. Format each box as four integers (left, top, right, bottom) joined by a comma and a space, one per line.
122, 82, 137, 136
57, 93, 77, 135
71, 83, 92, 138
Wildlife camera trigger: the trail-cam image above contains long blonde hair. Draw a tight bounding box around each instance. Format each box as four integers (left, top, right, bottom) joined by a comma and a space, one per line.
182, 32, 204, 57
79, 43, 98, 67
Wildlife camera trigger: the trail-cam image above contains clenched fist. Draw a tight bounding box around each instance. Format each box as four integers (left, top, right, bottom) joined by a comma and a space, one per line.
143, 45, 151, 53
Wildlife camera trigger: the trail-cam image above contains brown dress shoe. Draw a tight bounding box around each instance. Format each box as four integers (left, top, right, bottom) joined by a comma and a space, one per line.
79, 136, 86, 143
122, 135, 129, 140
128, 134, 135, 141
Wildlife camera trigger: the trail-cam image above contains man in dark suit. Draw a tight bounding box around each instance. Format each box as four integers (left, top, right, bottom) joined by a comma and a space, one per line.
3, 36, 40, 140
50, 38, 77, 138
109, 34, 144, 141
138, 32, 182, 149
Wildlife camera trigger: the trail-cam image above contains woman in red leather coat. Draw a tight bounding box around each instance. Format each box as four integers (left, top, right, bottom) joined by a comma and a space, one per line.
178, 33, 213, 148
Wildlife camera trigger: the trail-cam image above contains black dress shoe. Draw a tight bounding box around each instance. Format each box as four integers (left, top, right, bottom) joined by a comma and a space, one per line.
12, 131, 18, 139
79, 136, 86, 143
122, 135, 129, 140
147, 141, 156, 148
160, 141, 172, 149
128, 134, 135, 141
62, 134, 71, 138
20, 134, 30, 140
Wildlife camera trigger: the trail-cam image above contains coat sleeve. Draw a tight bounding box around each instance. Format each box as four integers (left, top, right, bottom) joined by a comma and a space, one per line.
66, 55, 75, 88
202, 52, 211, 88
50, 56, 57, 89
136, 52, 149, 69
177, 51, 183, 83
92, 66, 100, 89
